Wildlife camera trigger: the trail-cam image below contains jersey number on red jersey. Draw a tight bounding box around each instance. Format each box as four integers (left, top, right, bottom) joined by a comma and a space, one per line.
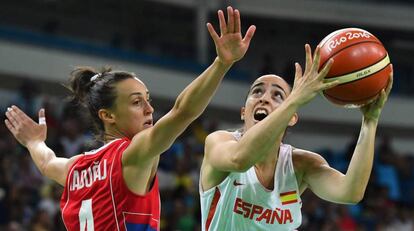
79, 199, 94, 230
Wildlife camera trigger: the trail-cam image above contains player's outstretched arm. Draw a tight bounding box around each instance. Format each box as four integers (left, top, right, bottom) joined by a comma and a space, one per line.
303, 69, 393, 204
123, 7, 256, 164
4, 106, 76, 186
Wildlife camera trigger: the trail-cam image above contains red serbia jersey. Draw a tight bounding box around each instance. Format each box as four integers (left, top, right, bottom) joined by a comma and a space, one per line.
60, 138, 160, 231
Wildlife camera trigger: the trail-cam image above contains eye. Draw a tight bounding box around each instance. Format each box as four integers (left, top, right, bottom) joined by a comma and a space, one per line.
133, 99, 143, 106
274, 92, 283, 99
252, 88, 263, 95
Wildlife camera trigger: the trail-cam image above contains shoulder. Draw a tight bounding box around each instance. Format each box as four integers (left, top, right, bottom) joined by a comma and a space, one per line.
204, 130, 238, 161
59, 154, 83, 185
205, 130, 237, 144
291, 147, 329, 173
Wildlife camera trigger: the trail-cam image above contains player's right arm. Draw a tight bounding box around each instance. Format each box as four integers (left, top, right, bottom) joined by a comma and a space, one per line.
122, 7, 256, 164
5, 106, 75, 186
202, 45, 339, 190
202, 97, 301, 190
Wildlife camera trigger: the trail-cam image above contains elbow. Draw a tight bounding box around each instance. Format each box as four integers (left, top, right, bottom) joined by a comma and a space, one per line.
344, 191, 365, 204
346, 197, 363, 205
39, 161, 50, 177
38, 154, 54, 178
351, 192, 365, 204
230, 154, 251, 172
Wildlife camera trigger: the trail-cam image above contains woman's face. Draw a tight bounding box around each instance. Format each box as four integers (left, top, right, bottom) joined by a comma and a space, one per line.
242, 75, 292, 131
111, 77, 154, 138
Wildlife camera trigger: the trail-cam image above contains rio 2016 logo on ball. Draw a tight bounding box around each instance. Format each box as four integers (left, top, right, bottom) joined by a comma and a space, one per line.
318, 28, 392, 108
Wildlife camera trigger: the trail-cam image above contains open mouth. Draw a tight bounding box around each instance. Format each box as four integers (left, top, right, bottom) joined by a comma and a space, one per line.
144, 119, 153, 126
253, 108, 268, 121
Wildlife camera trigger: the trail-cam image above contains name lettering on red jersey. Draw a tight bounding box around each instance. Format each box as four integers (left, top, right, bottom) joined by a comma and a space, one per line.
233, 197, 293, 224
70, 159, 107, 191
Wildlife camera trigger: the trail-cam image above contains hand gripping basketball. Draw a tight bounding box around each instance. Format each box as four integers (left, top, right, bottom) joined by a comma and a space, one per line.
318, 28, 392, 108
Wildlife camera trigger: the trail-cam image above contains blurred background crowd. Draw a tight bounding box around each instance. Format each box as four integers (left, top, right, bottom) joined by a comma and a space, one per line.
0, 0, 413, 230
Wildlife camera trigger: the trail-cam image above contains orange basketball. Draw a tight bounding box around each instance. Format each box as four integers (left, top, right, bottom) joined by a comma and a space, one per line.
318, 28, 392, 107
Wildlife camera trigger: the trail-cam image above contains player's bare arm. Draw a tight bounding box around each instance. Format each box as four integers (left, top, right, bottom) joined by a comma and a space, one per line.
300, 73, 392, 203
122, 6, 255, 165
4, 105, 79, 186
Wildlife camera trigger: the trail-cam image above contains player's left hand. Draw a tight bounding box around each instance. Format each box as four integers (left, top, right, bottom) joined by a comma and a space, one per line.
207, 6, 256, 66
360, 65, 393, 121
5, 106, 47, 148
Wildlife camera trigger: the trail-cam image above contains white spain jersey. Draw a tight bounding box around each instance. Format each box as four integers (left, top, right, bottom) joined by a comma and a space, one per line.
200, 131, 302, 231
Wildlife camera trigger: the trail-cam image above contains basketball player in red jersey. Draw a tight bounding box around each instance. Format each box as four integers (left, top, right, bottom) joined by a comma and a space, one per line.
200, 45, 393, 230
4, 6, 255, 231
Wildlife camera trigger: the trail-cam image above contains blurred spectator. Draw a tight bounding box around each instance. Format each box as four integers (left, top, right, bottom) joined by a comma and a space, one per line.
375, 137, 401, 201
30, 209, 51, 231
38, 183, 62, 220
59, 118, 91, 157
336, 206, 357, 231
12, 80, 42, 118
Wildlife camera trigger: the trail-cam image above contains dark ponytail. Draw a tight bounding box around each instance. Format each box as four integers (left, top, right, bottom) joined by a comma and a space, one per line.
67, 66, 135, 140
69, 66, 102, 103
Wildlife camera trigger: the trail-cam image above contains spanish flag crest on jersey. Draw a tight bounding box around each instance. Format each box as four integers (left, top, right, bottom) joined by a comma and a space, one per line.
279, 190, 298, 205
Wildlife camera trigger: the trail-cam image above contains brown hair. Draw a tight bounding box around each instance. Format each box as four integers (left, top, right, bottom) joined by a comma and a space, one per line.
67, 66, 135, 140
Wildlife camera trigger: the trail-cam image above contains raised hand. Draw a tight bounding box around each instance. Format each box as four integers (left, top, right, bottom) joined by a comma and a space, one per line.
207, 6, 256, 66
5, 106, 47, 147
290, 44, 339, 105
361, 65, 393, 121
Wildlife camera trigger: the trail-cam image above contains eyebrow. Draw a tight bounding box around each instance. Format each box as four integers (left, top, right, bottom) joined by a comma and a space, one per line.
250, 82, 264, 90
250, 82, 287, 95
128, 91, 149, 98
272, 84, 287, 95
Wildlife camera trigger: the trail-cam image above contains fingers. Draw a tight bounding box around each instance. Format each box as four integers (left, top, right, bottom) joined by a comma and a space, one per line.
242, 25, 256, 44
370, 89, 386, 109
4, 118, 17, 134
379, 89, 387, 104
38, 108, 46, 125
11, 105, 33, 122
374, 64, 393, 109
5, 109, 16, 134
304, 44, 313, 75
377, 66, 393, 106
311, 46, 321, 74
5, 105, 38, 130
385, 64, 393, 95
5, 107, 19, 128
322, 79, 340, 90
227, 6, 235, 34
218, 10, 227, 35
318, 58, 334, 80
294, 62, 303, 83
207, 23, 219, 43
234, 9, 241, 33
215, 7, 254, 41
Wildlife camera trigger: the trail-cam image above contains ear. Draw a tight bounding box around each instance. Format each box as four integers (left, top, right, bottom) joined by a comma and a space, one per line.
288, 112, 298, 126
240, 107, 245, 121
98, 109, 116, 124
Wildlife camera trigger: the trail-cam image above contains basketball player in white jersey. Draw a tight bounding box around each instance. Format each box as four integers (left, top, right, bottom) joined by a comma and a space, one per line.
200, 43, 393, 230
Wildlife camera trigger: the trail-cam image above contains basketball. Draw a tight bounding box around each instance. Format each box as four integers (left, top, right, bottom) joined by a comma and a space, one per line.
318, 28, 392, 107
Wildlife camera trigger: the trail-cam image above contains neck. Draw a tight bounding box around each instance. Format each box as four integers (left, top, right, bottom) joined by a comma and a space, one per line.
103, 133, 120, 143
254, 149, 279, 190
255, 147, 279, 170
103, 127, 127, 143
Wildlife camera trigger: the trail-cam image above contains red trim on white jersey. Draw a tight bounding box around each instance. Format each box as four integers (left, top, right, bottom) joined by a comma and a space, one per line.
205, 187, 221, 231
